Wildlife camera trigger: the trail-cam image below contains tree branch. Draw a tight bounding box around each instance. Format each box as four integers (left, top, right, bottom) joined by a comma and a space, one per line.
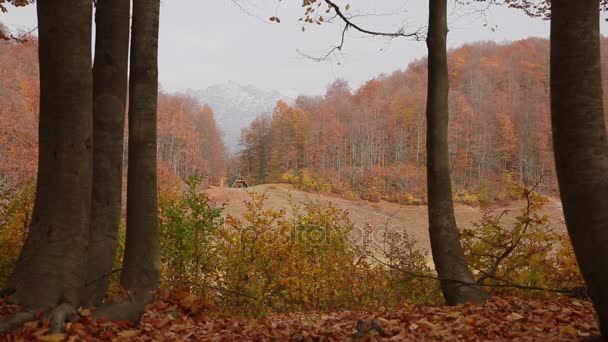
370, 253, 576, 295
297, 23, 348, 62
298, 0, 423, 62
323, 0, 422, 39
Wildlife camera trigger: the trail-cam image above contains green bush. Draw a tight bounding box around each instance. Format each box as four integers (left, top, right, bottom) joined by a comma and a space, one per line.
159, 173, 225, 290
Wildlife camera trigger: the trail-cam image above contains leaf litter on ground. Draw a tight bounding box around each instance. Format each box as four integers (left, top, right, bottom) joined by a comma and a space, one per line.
0, 292, 600, 341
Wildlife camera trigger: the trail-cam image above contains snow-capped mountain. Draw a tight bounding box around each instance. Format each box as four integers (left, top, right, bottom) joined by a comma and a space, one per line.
184, 81, 290, 152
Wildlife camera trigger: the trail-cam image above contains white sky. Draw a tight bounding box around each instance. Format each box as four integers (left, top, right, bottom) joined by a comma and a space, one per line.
3, 1, 608, 96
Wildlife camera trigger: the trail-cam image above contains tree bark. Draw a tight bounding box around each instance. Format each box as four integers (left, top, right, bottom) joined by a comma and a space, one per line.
83, 0, 131, 306
7, 0, 93, 309
550, 0, 608, 337
120, 0, 161, 294
425, 0, 487, 305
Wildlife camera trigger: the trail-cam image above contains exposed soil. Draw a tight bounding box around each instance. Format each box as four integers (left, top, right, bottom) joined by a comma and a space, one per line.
205, 183, 566, 251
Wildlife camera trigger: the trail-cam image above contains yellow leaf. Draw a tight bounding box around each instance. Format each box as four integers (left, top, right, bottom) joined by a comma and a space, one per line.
345, 4, 350, 11
560, 324, 578, 336
39, 334, 67, 342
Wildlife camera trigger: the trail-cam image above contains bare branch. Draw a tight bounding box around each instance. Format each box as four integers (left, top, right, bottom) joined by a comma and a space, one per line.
298, 0, 423, 62
370, 252, 576, 295
323, 0, 422, 40
297, 23, 348, 62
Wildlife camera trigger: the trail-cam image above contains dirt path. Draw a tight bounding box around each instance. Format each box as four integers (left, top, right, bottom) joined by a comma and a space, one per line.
205, 183, 566, 251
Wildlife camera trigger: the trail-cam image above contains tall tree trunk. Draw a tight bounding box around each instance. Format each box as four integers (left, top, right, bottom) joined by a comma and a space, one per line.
425, 0, 487, 305
120, 0, 161, 294
83, 0, 131, 306
7, 0, 93, 309
550, 0, 608, 336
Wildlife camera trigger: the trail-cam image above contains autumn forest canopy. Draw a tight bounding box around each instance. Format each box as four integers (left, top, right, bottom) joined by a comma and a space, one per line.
8, 37, 608, 201
1, 0, 608, 340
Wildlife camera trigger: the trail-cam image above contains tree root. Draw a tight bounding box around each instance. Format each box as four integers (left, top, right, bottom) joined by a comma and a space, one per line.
0, 292, 155, 334
0, 311, 37, 334
0, 303, 80, 335
48, 303, 78, 334
92, 291, 154, 323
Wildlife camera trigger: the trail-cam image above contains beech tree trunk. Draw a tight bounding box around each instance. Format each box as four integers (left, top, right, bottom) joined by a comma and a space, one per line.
425, 0, 487, 305
120, 0, 161, 294
7, 0, 93, 309
550, 0, 608, 336
83, 0, 131, 306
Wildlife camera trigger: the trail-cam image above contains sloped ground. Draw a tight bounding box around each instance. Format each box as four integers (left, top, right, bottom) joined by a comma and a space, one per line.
0, 295, 599, 341
206, 184, 566, 251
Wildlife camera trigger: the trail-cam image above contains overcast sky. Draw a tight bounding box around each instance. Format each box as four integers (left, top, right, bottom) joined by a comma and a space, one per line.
3, 1, 608, 96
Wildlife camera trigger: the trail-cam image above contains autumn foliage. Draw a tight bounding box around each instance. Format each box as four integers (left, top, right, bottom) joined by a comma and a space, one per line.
0, 38, 38, 187
158, 176, 436, 314
149, 176, 580, 315
0, 171, 593, 340
157, 97, 227, 184
0, 38, 227, 190
0, 31, 601, 339
239, 37, 608, 205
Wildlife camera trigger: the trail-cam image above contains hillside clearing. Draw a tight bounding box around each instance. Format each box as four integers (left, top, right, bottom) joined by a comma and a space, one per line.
205, 183, 566, 251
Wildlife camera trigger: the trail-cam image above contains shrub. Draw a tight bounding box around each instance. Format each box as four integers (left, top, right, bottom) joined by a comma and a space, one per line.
213, 193, 289, 314
211, 192, 441, 314
159, 173, 225, 290
0, 184, 34, 286
357, 224, 442, 305
461, 185, 583, 296
359, 190, 381, 203
388, 193, 424, 205
0, 177, 582, 316
280, 170, 298, 185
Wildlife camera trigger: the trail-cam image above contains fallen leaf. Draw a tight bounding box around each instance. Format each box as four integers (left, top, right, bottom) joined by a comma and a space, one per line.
505, 312, 525, 322
39, 333, 67, 342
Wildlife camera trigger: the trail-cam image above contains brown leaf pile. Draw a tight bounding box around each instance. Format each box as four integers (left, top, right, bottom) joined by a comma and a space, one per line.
0, 294, 600, 341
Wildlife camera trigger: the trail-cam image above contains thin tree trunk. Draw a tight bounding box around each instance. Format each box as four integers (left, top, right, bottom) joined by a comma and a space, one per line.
550, 0, 608, 336
120, 0, 161, 294
425, 0, 487, 305
83, 0, 131, 306
7, 0, 93, 309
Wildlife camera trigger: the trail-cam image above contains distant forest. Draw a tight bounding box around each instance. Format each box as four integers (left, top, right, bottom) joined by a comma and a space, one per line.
3, 37, 608, 203
0, 38, 227, 188
238, 37, 608, 203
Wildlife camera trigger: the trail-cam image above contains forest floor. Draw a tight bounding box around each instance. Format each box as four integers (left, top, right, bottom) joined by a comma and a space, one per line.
206, 183, 566, 251
0, 293, 600, 341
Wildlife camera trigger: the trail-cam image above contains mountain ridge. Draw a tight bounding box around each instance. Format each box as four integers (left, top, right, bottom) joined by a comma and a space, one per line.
183, 81, 291, 152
